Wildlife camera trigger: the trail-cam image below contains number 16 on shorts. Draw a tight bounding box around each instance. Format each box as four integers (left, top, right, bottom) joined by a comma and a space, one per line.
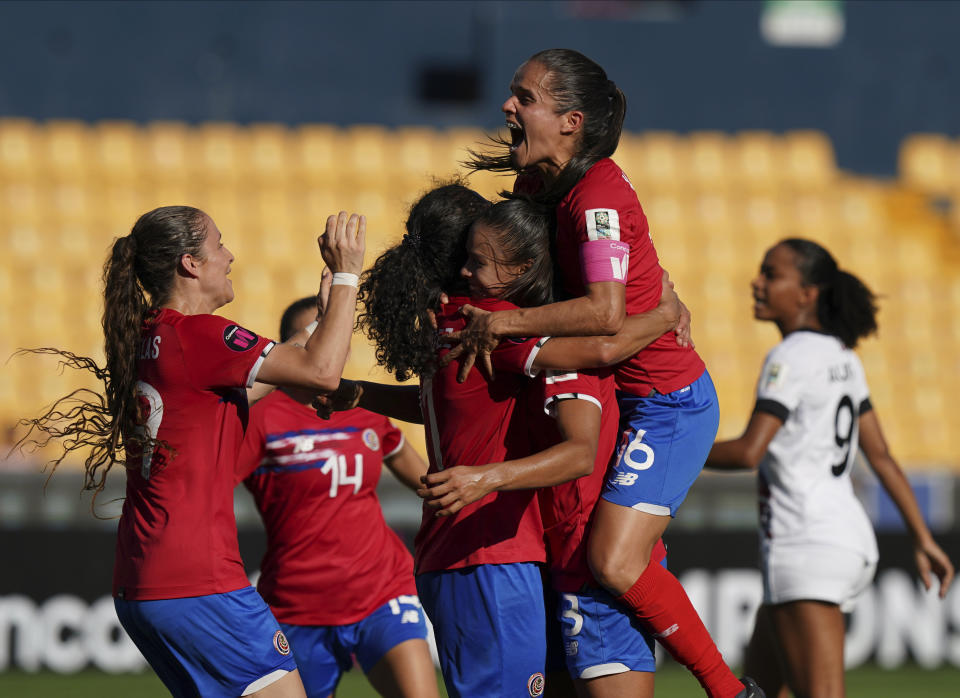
611, 428, 654, 486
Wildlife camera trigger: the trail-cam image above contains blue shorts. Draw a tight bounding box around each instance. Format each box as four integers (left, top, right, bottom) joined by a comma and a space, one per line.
417, 563, 547, 698
603, 370, 719, 516
557, 570, 665, 679
115, 586, 297, 698
280, 595, 429, 698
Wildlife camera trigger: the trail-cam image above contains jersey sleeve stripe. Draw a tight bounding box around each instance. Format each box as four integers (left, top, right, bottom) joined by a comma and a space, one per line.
524, 337, 550, 377
544, 392, 602, 417
859, 397, 873, 415
384, 432, 405, 459
754, 398, 789, 422
246, 341, 276, 388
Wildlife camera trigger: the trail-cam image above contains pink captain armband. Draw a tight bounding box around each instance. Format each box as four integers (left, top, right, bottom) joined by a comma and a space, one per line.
580, 239, 631, 284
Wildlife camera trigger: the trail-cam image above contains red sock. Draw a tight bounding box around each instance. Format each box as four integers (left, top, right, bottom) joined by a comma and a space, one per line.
617, 559, 744, 698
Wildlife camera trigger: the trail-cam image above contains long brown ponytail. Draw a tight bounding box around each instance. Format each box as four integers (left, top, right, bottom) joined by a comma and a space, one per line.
15, 206, 207, 511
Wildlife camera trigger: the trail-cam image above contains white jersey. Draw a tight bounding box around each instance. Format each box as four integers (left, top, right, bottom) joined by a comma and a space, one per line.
754, 330, 878, 563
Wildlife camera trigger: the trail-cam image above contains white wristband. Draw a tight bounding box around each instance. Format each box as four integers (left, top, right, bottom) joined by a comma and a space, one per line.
331, 272, 359, 288
304, 320, 318, 335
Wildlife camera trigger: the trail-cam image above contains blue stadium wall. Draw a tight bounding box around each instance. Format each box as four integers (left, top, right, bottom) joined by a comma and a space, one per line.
0, 0, 957, 175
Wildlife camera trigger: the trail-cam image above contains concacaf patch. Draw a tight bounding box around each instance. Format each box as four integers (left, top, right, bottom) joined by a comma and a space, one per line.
527, 672, 545, 697
273, 630, 290, 656
585, 208, 620, 241
762, 362, 788, 392
223, 325, 258, 352
362, 428, 380, 451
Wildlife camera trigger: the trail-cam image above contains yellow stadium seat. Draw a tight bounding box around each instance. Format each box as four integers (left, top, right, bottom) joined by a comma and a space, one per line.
144, 121, 194, 184
393, 126, 445, 184
340, 124, 391, 187
40, 120, 94, 183
634, 131, 684, 193
0, 118, 40, 181
294, 124, 343, 186
734, 131, 783, 190
195, 122, 243, 185
92, 120, 144, 183
783, 130, 836, 190
440, 126, 494, 178
740, 193, 786, 246
247, 123, 293, 184
686, 131, 733, 192
47, 181, 95, 227
899, 133, 955, 196
782, 191, 838, 240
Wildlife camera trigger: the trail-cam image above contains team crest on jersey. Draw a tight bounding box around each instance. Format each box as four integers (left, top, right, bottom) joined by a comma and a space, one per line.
223, 324, 257, 352
585, 208, 620, 241
362, 428, 380, 451
763, 362, 788, 391
527, 672, 545, 697
273, 630, 290, 655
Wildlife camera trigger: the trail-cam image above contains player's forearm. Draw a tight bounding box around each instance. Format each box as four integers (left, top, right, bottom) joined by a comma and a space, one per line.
385, 445, 428, 491
870, 453, 936, 545
705, 439, 760, 471
356, 382, 423, 424
535, 307, 673, 370
303, 284, 357, 390
484, 440, 595, 492
493, 293, 624, 339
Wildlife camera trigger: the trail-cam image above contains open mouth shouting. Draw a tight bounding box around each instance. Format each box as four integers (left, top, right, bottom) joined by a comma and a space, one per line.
507, 121, 524, 153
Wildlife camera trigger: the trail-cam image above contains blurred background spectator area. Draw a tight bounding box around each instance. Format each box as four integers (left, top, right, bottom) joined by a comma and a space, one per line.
0, 0, 958, 471
1, 120, 958, 470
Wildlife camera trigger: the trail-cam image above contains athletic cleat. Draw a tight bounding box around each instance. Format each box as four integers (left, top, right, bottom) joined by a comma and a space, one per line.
735, 676, 765, 698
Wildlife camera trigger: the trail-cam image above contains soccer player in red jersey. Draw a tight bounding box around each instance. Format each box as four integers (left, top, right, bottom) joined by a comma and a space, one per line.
237, 292, 438, 698
457, 49, 761, 698
330, 185, 683, 697
19, 206, 364, 698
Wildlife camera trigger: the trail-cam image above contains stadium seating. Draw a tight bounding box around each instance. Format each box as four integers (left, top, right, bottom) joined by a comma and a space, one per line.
1, 118, 957, 470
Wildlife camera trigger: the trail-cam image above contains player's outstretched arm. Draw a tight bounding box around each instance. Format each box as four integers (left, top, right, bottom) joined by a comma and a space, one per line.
417, 398, 599, 516
258, 212, 366, 392
705, 411, 783, 471
315, 380, 423, 424
444, 280, 626, 381
384, 440, 429, 492
859, 409, 955, 598
532, 273, 684, 370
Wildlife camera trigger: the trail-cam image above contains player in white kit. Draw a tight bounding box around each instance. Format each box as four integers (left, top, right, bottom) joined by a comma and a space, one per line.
705, 238, 954, 698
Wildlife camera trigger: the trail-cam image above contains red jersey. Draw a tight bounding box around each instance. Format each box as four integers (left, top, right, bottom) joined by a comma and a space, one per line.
528, 368, 619, 592
113, 309, 275, 600
415, 296, 549, 575
517, 159, 705, 396
238, 392, 415, 626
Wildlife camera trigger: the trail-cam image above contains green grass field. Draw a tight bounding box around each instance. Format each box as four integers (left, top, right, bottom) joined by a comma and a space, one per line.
0, 664, 956, 697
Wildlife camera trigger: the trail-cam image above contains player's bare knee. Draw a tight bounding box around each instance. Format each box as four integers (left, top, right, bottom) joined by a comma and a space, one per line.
589, 546, 646, 595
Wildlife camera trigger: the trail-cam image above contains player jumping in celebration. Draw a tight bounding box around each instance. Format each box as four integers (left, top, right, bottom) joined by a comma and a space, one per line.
237, 288, 439, 698
17, 206, 365, 698
705, 238, 955, 698
457, 49, 758, 698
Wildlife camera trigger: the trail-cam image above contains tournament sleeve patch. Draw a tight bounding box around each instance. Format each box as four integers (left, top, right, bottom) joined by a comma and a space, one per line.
581, 239, 630, 283
754, 398, 789, 422
584, 208, 621, 241
760, 361, 788, 392
223, 324, 258, 352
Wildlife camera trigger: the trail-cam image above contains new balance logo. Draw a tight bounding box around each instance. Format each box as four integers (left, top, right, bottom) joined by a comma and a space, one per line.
654, 623, 679, 638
